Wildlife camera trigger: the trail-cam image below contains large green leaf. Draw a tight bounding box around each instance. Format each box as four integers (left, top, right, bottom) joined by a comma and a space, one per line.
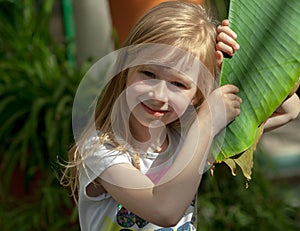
211, 0, 300, 179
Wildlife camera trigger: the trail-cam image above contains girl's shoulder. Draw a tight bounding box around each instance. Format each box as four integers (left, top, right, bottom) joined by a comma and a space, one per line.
79, 131, 132, 178
83, 130, 115, 151
80, 130, 132, 162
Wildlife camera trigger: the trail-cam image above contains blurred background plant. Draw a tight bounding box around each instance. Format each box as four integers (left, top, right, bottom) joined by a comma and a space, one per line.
198, 151, 300, 231
0, 0, 82, 230
0, 0, 299, 230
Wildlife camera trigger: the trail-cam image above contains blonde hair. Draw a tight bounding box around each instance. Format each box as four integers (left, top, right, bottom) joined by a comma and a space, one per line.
61, 1, 218, 200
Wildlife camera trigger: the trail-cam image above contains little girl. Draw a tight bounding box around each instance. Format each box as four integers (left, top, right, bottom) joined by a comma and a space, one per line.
62, 2, 300, 231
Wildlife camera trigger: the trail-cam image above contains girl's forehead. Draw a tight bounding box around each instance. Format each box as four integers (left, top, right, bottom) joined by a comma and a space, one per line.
123, 43, 209, 83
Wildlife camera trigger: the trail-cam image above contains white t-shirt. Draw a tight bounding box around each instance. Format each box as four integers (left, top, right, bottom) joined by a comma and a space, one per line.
78, 128, 197, 231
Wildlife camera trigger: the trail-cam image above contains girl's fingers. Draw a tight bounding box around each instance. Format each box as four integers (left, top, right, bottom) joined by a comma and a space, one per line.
217, 32, 240, 50
226, 93, 242, 102
221, 84, 240, 93
221, 19, 229, 26
216, 42, 234, 56
232, 96, 243, 107
217, 25, 237, 40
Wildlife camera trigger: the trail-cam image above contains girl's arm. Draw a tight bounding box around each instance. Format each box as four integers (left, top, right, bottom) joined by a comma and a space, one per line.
98, 84, 242, 227
264, 93, 300, 132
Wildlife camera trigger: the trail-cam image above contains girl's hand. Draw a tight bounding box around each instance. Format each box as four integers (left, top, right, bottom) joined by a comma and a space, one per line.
264, 93, 300, 132
199, 84, 242, 136
216, 19, 240, 67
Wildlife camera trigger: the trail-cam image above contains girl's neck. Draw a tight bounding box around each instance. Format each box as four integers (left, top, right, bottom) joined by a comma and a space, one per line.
129, 116, 169, 153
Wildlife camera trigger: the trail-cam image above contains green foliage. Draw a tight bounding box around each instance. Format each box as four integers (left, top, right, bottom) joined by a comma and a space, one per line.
207, 0, 230, 20
211, 0, 300, 179
0, 0, 83, 230
198, 151, 300, 231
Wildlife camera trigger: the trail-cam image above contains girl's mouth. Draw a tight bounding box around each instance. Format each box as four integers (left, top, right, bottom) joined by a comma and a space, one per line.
141, 102, 169, 117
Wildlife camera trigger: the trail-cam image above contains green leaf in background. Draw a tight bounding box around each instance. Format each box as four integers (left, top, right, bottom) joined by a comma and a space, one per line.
211, 0, 300, 179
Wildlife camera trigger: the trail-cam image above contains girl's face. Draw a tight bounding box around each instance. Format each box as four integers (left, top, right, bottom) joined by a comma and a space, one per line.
126, 65, 198, 129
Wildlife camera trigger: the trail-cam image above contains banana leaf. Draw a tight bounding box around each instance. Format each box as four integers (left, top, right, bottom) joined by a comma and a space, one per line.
211, 0, 300, 180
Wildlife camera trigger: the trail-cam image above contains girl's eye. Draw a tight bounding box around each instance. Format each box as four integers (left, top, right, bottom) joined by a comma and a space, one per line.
141, 71, 156, 79
170, 81, 186, 89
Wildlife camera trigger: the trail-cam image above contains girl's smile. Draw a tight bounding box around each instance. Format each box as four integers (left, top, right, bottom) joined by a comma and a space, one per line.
140, 101, 170, 118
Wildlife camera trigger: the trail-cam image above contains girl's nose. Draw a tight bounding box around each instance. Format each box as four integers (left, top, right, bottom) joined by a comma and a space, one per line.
151, 80, 168, 102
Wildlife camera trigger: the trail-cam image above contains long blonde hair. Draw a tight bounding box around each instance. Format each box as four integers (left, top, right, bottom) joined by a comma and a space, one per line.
61, 1, 218, 200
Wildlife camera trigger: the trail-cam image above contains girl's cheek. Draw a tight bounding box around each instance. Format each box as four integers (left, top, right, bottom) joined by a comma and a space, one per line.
125, 83, 152, 111
125, 85, 139, 109
170, 97, 192, 118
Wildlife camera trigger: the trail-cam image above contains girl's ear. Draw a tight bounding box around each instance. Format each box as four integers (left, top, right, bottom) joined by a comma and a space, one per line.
216, 50, 223, 67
